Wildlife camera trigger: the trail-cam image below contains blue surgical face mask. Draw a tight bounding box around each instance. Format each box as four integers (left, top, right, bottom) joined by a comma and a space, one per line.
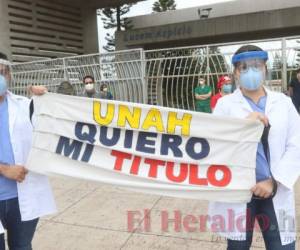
0, 75, 7, 96
239, 67, 264, 91
222, 84, 232, 94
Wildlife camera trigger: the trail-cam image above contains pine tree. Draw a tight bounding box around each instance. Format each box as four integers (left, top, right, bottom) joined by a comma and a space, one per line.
152, 0, 176, 13
100, 5, 134, 52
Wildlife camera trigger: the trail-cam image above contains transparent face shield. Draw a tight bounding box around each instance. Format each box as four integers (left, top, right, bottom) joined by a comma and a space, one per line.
232, 50, 268, 72
232, 50, 268, 90
235, 58, 266, 73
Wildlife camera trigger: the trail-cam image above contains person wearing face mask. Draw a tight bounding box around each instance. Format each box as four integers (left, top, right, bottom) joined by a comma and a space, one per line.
82, 75, 101, 98
99, 83, 113, 100
194, 77, 212, 113
0, 52, 56, 249
288, 68, 300, 112
208, 45, 300, 250
210, 75, 232, 111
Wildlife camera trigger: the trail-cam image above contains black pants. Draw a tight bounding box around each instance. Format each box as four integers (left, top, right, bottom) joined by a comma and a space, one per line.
292, 98, 300, 113
227, 197, 295, 250
0, 198, 38, 250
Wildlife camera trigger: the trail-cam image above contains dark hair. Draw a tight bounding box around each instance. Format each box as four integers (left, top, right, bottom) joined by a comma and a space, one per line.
100, 83, 108, 91
233, 45, 266, 68
0, 52, 8, 60
234, 45, 263, 56
296, 68, 300, 74
83, 75, 95, 83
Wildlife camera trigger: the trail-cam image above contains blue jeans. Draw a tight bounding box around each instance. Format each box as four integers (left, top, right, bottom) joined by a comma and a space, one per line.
227, 197, 295, 250
0, 198, 38, 250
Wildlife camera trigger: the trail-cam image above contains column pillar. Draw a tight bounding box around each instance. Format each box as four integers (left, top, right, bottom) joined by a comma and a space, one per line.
0, 0, 11, 59
81, 7, 99, 54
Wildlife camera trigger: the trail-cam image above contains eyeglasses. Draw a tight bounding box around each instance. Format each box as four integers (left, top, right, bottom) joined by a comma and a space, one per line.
236, 59, 265, 73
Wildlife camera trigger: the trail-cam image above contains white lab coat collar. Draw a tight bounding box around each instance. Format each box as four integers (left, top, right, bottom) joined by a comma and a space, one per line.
231, 86, 280, 114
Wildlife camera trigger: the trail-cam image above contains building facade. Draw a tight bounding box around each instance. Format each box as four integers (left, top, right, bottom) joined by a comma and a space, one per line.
116, 0, 300, 50
0, 0, 141, 62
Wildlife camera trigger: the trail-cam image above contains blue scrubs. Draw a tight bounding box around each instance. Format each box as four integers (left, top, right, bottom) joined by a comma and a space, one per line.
244, 95, 271, 182
0, 96, 18, 200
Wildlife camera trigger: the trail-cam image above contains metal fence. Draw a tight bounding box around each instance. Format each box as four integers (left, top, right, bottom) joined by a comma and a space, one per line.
10, 35, 300, 110
145, 36, 300, 110
11, 49, 147, 103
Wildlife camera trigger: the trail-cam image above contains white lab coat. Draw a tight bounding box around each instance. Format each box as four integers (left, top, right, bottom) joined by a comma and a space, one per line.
0, 92, 56, 234
208, 87, 300, 245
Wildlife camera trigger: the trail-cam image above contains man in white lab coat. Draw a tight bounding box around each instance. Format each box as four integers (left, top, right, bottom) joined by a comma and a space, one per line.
0, 52, 56, 250
209, 45, 300, 250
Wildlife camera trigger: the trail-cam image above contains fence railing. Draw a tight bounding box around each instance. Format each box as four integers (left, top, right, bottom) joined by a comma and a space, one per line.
10, 35, 300, 110
11, 49, 147, 103
144, 36, 300, 110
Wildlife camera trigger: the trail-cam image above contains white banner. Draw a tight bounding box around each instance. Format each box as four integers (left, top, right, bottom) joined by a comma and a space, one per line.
27, 93, 264, 203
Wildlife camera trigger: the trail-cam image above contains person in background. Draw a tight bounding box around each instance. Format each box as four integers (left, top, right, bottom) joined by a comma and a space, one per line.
209, 45, 300, 250
194, 77, 212, 113
210, 75, 233, 111
82, 75, 101, 98
288, 68, 300, 112
99, 83, 113, 100
0, 52, 56, 250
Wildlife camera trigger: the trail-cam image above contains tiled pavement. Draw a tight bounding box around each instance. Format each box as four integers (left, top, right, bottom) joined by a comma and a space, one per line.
32, 177, 300, 250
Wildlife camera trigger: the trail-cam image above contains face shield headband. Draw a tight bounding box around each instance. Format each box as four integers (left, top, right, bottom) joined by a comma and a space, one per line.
232, 51, 268, 64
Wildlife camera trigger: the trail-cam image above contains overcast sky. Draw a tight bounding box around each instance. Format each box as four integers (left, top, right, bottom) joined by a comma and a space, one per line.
126, 0, 234, 17
97, 0, 234, 51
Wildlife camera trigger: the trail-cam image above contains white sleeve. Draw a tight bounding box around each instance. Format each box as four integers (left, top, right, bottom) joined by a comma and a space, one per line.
213, 97, 229, 116
0, 221, 4, 234
272, 97, 300, 189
